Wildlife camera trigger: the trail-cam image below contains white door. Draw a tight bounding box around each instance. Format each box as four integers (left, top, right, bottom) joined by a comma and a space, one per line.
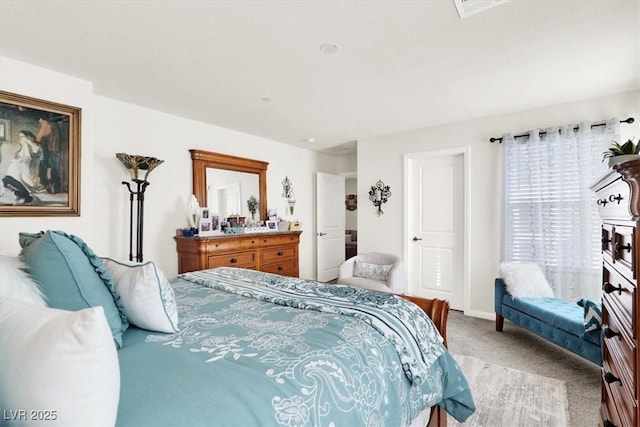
405, 150, 467, 310
316, 172, 345, 282
215, 183, 241, 218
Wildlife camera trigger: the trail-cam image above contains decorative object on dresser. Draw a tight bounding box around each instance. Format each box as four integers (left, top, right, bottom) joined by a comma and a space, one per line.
246, 195, 258, 220
591, 157, 640, 427
197, 207, 221, 236
174, 231, 302, 276
187, 194, 200, 230
369, 179, 391, 216
116, 153, 164, 262
602, 138, 639, 168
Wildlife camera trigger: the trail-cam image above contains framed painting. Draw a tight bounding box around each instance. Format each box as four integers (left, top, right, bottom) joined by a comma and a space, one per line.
0, 91, 81, 216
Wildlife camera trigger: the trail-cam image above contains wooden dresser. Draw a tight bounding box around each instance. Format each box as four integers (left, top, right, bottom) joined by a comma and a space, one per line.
591, 158, 640, 427
175, 230, 302, 276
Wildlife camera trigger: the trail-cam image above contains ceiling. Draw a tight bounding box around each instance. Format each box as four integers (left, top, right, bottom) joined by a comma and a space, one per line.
1, 1, 638, 155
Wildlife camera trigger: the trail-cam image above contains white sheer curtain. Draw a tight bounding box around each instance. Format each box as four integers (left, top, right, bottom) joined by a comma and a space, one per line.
502, 118, 620, 301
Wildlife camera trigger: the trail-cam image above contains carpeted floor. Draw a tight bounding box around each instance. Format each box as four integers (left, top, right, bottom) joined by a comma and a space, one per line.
447, 310, 600, 427
448, 354, 569, 427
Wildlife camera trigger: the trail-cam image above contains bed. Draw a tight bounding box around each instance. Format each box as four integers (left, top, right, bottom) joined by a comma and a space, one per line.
0, 230, 475, 427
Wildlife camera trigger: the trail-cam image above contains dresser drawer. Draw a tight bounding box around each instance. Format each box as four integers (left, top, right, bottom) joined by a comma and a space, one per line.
259, 234, 300, 248
207, 251, 256, 269
602, 224, 615, 260
602, 315, 636, 403
602, 359, 637, 427
205, 237, 259, 253
610, 225, 636, 281
602, 305, 637, 381
261, 259, 298, 276
596, 177, 632, 220
603, 263, 636, 333
601, 385, 623, 427
261, 246, 296, 264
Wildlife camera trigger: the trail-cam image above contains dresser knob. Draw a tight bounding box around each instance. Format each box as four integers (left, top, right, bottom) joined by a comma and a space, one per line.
597, 198, 609, 206
230, 258, 238, 264
277, 266, 283, 271
615, 242, 632, 252
277, 251, 283, 256
604, 372, 621, 385
608, 193, 623, 204
603, 282, 623, 295
601, 237, 611, 245
603, 327, 622, 340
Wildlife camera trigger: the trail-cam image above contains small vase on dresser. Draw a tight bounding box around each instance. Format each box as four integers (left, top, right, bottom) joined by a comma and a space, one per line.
591, 158, 640, 427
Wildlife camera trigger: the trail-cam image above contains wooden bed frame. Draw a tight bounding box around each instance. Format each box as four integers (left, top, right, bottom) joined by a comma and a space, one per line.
400, 294, 450, 427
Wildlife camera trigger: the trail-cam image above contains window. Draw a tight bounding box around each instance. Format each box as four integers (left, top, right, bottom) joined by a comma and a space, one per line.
502, 120, 620, 300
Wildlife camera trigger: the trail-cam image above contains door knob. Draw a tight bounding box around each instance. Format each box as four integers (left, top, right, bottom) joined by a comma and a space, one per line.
318, 232, 327, 236
412, 236, 423, 241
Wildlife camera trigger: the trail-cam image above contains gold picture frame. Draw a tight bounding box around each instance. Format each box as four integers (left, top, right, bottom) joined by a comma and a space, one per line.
0, 91, 81, 216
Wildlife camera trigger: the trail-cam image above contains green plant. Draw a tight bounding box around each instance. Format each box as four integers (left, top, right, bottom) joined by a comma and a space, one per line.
246, 195, 258, 218
602, 138, 639, 162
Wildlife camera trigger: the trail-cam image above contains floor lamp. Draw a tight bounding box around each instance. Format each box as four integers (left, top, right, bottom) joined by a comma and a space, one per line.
116, 153, 164, 262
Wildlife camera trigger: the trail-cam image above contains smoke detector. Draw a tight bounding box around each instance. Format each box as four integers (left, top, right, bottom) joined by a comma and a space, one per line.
320, 43, 339, 54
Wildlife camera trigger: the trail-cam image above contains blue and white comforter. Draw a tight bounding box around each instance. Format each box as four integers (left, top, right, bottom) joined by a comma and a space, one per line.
116, 267, 474, 426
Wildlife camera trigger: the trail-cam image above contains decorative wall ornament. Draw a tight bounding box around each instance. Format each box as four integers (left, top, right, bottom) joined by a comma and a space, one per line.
281, 176, 296, 215
345, 194, 357, 211
368, 179, 391, 216
116, 153, 164, 262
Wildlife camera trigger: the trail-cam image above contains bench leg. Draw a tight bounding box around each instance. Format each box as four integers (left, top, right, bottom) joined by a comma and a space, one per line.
495, 314, 504, 332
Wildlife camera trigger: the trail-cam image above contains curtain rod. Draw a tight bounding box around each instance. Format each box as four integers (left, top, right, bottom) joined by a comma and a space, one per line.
489, 117, 635, 143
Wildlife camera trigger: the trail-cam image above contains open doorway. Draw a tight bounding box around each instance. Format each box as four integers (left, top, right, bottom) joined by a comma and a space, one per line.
345, 175, 357, 260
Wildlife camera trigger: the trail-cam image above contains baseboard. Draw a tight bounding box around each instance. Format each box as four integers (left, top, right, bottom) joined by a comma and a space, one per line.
461, 308, 494, 320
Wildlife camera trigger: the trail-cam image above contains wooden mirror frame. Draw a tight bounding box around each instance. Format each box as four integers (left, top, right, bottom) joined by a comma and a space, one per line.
190, 149, 269, 221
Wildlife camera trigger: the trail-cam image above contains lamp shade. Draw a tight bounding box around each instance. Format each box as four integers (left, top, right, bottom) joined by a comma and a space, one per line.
116, 153, 164, 181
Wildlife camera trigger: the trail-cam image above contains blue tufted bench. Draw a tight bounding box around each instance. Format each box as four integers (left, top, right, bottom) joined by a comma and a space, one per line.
495, 278, 601, 365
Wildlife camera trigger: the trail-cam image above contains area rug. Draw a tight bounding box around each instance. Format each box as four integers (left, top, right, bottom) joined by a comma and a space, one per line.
448, 354, 570, 427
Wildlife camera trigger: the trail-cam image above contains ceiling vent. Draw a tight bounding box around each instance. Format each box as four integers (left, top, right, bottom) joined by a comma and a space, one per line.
453, 0, 510, 18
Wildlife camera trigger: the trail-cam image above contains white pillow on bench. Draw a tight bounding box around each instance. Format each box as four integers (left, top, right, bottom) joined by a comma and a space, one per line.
500, 262, 554, 299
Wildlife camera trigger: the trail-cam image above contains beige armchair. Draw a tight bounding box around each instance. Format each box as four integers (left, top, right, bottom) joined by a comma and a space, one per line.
337, 252, 407, 294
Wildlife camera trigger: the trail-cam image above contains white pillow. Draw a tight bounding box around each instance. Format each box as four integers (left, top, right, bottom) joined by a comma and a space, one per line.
500, 262, 554, 299
102, 258, 179, 333
0, 255, 47, 307
354, 260, 393, 282
0, 297, 120, 426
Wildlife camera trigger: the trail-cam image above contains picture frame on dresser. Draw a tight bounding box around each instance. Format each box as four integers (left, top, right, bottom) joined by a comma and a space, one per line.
198, 208, 221, 236
0, 90, 81, 216
265, 220, 278, 231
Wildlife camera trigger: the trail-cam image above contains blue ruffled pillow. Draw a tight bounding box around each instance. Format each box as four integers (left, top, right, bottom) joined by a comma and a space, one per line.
577, 298, 602, 345
19, 230, 129, 348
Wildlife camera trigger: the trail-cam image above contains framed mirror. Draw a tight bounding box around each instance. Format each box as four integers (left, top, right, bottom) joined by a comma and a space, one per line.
190, 149, 268, 221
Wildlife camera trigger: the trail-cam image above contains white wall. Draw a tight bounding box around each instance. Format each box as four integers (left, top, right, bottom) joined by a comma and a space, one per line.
0, 56, 339, 280
0, 57, 96, 247
358, 90, 640, 317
